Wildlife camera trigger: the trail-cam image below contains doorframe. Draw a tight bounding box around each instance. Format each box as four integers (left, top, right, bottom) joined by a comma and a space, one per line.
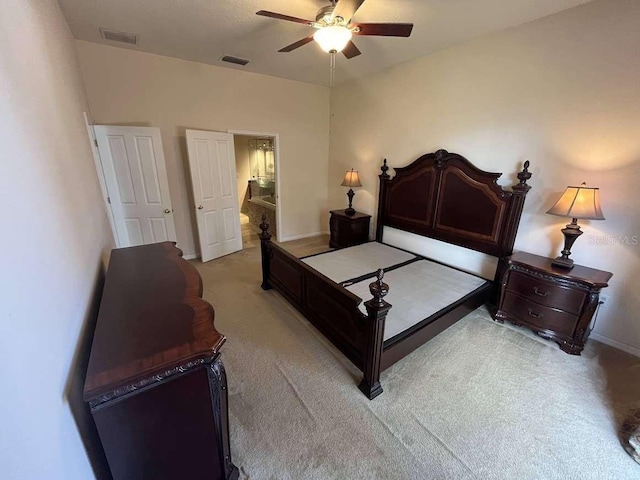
228, 129, 282, 241
84, 112, 121, 246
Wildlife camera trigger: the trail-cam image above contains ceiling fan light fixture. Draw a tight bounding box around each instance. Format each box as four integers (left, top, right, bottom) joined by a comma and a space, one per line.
313, 26, 352, 53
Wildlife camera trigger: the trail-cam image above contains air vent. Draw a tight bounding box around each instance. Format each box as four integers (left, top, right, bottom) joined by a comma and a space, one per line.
221, 55, 250, 66
100, 28, 138, 45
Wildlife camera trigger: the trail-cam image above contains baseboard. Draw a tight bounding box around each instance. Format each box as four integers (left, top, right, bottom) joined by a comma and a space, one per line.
279, 231, 329, 242
590, 333, 640, 358
183, 253, 198, 260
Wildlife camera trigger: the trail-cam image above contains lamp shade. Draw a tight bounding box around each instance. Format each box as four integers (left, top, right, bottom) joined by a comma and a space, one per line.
314, 26, 352, 53
341, 169, 362, 188
546, 183, 605, 220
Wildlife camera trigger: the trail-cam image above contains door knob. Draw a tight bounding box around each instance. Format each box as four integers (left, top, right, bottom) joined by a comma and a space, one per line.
197, 205, 203, 210
164, 208, 171, 214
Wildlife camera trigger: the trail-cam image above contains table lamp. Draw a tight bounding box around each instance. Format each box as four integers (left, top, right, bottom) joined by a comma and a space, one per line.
546, 182, 605, 269
341, 169, 362, 216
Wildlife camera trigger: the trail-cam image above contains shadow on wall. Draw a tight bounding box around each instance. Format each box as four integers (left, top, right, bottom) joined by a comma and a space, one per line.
65, 258, 113, 480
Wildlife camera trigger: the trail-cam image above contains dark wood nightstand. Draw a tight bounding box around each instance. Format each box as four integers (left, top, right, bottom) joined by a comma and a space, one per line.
329, 209, 371, 249
494, 252, 612, 355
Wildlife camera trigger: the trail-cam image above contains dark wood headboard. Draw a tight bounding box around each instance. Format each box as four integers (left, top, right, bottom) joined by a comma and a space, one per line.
375, 149, 531, 258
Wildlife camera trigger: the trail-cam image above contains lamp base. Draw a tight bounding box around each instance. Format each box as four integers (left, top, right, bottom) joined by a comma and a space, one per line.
551, 218, 583, 271
551, 256, 575, 270
345, 188, 355, 216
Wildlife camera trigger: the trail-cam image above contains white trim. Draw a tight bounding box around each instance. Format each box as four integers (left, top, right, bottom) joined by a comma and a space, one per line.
183, 254, 198, 260
84, 112, 119, 245
228, 129, 282, 247
279, 231, 329, 242
590, 333, 640, 358
228, 129, 279, 137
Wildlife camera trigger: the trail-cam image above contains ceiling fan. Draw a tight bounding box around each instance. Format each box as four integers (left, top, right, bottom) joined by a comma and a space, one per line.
256, 0, 413, 59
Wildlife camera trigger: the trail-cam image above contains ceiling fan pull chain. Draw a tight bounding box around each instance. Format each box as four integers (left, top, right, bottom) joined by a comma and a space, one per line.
330, 51, 336, 87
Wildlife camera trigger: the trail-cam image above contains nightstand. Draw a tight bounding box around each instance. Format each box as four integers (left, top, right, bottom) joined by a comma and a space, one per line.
329, 209, 371, 249
494, 252, 612, 355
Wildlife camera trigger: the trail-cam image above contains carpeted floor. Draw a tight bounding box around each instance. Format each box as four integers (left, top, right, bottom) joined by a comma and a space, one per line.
194, 245, 640, 480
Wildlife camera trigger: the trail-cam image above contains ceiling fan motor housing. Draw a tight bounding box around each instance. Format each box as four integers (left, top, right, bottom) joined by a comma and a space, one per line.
316, 5, 338, 25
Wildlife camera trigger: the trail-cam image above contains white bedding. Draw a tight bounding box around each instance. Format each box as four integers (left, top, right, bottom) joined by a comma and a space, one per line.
302, 242, 416, 284
345, 260, 487, 341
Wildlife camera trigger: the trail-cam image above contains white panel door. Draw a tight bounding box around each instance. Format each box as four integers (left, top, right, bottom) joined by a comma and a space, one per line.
94, 126, 177, 247
185, 130, 242, 262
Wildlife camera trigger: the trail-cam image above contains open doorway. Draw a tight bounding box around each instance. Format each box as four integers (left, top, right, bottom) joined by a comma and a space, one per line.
232, 132, 279, 248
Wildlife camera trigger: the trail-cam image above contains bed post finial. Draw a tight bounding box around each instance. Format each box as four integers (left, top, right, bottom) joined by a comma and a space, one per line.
380, 159, 389, 179
515, 160, 532, 191
360, 269, 392, 400
368, 269, 389, 307
259, 215, 272, 290
259, 214, 272, 242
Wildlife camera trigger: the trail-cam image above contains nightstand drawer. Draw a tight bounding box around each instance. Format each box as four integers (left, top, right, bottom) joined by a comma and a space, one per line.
502, 292, 577, 338
507, 271, 586, 315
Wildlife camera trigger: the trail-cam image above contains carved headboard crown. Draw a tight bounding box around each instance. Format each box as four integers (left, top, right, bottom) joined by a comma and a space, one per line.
376, 150, 531, 258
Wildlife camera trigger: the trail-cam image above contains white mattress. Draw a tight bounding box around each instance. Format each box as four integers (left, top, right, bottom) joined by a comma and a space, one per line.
302, 242, 416, 284
346, 260, 487, 341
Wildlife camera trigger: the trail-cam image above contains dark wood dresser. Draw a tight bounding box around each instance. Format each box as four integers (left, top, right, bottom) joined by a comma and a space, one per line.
84, 242, 239, 480
329, 209, 371, 248
494, 251, 612, 355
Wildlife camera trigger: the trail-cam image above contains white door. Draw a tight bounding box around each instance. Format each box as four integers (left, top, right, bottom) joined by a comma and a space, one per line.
94, 126, 177, 247
185, 130, 242, 262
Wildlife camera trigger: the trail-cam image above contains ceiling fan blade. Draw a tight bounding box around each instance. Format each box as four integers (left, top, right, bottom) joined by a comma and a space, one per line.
342, 40, 361, 59
256, 10, 314, 26
331, 0, 366, 22
278, 35, 315, 53
353, 23, 414, 37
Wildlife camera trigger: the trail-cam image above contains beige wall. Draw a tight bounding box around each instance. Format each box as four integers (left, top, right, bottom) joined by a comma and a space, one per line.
0, 1, 114, 478
329, 0, 640, 354
75, 41, 330, 255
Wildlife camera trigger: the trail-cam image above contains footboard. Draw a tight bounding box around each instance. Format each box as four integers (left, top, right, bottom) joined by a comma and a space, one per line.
259, 218, 391, 399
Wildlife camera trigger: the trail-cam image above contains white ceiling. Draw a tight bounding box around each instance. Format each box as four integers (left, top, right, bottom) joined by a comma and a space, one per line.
59, 0, 593, 86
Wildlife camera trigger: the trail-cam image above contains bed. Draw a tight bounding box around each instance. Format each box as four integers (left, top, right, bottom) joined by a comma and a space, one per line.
259, 149, 532, 399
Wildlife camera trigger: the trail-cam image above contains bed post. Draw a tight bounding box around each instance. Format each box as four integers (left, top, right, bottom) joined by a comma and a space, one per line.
259, 215, 272, 290
502, 160, 532, 254
375, 159, 391, 242
358, 269, 391, 400
495, 161, 532, 286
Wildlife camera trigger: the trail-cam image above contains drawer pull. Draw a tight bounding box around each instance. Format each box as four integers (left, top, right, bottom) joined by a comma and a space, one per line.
528, 309, 543, 319
533, 287, 549, 297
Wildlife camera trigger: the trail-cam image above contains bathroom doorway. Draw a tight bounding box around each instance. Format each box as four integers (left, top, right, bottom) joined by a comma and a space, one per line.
231, 131, 280, 248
